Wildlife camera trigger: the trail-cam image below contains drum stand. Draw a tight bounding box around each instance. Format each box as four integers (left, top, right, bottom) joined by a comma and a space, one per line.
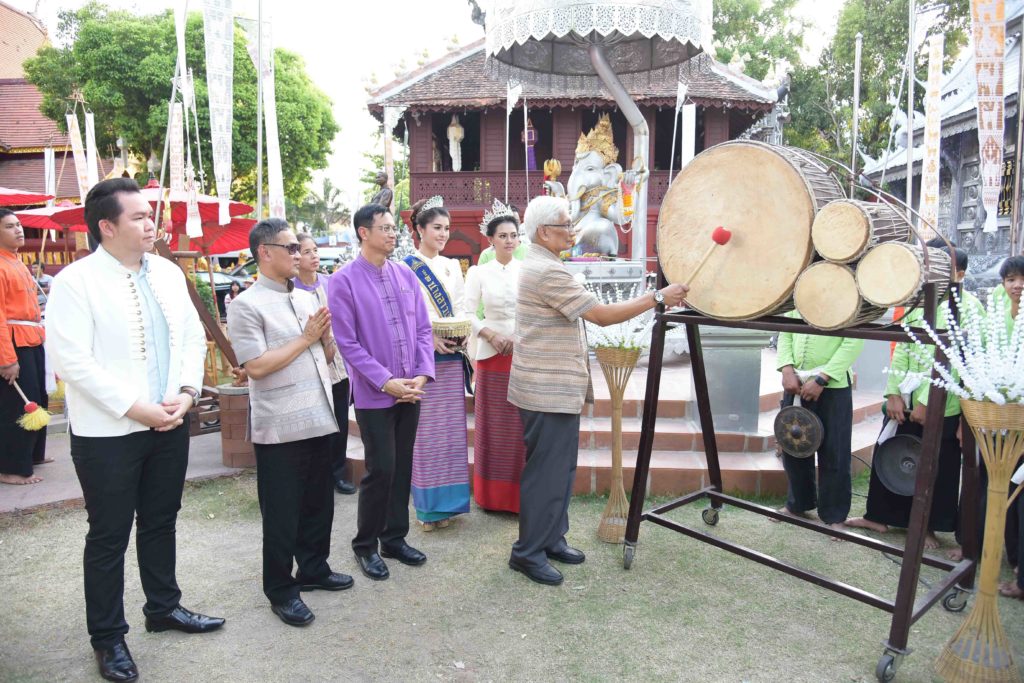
624, 278, 981, 682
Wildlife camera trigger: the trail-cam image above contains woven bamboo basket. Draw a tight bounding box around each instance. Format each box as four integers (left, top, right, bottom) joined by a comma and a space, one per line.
936, 400, 1024, 683
594, 346, 642, 544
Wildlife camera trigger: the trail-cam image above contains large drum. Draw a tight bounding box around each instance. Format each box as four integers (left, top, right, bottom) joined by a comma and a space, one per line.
794, 262, 887, 330
811, 199, 912, 264
855, 243, 952, 308
658, 141, 844, 320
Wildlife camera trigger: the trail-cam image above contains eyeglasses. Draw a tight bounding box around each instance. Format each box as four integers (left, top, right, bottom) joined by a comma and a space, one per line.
263, 242, 301, 255
544, 223, 575, 232
376, 225, 398, 235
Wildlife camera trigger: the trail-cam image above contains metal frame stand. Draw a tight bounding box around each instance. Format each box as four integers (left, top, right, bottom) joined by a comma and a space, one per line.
623, 277, 980, 682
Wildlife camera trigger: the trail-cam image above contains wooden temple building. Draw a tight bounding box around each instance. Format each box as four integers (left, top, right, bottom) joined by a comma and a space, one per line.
367, 40, 780, 263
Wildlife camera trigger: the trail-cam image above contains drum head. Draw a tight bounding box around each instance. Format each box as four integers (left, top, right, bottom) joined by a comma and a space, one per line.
794, 262, 860, 330
774, 405, 824, 458
874, 433, 921, 497
856, 242, 922, 307
658, 142, 819, 320
812, 200, 869, 263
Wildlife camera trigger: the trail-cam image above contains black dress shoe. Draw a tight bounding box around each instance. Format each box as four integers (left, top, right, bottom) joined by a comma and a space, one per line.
356, 552, 390, 581
145, 605, 226, 633
508, 558, 564, 586
298, 571, 354, 592
271, 597, 315, 627
94, 640, 138, 682
546, 546, 586, 565
334, 479, 357, 495
380, 542, 427, 566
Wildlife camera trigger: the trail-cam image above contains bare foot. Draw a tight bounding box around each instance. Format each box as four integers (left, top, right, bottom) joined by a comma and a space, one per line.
768, 506, 806, 523
845, 517, 890, 533
999, 582, 1024, 600
924, 532, 941, 550
946, 547, 964, 562
828, 522, 848, 542
0, 473, 43, 485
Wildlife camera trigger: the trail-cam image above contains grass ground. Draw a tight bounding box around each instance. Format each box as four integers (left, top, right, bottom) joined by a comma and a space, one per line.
0, 470, 1020, 682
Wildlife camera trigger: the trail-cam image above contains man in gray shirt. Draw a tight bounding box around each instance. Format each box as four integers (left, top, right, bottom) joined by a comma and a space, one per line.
227, 218, 353, 627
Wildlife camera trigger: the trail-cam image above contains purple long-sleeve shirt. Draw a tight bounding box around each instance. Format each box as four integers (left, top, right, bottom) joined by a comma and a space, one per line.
328, 254, 435, 408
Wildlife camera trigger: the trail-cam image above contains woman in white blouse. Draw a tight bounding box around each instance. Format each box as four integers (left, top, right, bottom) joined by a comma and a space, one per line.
464, 209, 526, 513
406, 197, 470, 530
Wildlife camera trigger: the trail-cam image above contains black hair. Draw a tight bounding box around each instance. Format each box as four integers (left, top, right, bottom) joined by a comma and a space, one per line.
229, 281, 242, 293
409, 198, 450, 239
84, 177, 141, 244
352, 203, 391, 243
925, 236, 968, 272
485, 213, 520, 238
999, 255, 1024, 280
249, 217, 291, 263
0, 208, 15, 222
295, 232, 315, 245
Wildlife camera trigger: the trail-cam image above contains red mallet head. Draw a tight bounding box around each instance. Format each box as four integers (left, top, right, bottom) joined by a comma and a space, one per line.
711, 226, 732, 246
24, 402, 38, 413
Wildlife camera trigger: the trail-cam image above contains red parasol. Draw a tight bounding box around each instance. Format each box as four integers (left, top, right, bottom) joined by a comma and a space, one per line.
167, 217, 256, 254
0, 187, 55, 207
49, 189, 253, 228
16, 203, 87, 232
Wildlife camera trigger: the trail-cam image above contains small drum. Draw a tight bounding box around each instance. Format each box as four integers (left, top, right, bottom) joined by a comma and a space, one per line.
811, 199, 912, 264
855, 243, 952, 309
432, 317, 473, 351
794, 262, 887, 330
658, 141, 844, 321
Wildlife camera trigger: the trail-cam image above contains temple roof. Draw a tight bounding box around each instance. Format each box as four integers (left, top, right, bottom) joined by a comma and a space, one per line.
0, 155, 83, 200
0, 1, 47, 80
0, 79, 70, 152
367, 40, 776, 119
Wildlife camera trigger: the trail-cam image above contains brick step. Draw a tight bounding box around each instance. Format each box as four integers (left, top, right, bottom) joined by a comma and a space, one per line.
341, 413, 885, 498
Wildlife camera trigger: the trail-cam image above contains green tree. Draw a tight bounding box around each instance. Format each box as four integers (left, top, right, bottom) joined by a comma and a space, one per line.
24, 2, 338, 207
712, 0, 808, 81
785, 0, 970, 161
359, 136, 409, 213
290, 178, 350, 235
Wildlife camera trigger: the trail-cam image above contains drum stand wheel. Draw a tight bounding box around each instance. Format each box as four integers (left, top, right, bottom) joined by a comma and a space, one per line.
941, 587, 970, 613
701, 507, 720, 526
876, 649, 905, 682
623, 543, 636, 570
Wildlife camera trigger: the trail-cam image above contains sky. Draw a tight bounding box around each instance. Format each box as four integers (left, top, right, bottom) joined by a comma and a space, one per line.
10, 0, 846, 211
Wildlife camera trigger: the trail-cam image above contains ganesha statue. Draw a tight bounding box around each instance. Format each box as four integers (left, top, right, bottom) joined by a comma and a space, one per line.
545, 114, 647, 257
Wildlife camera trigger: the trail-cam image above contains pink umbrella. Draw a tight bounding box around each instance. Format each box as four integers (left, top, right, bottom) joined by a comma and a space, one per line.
0, 187, 55, 207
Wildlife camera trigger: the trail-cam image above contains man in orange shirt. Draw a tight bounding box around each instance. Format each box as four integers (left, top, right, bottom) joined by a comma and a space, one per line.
0, 208, 47, 485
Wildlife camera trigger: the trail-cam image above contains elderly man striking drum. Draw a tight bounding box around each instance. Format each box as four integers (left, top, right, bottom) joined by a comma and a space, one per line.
507, 196, 687, 586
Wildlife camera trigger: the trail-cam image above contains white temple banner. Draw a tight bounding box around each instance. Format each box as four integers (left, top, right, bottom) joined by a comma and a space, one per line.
43, 147, 55, 209
204, 0, 234, 225
65, 113, 90, 202
173, 0, 191, 110
919, 33, 944, 239
680, 104, 697, 169
170, 103, 185, 192
971, 0, 1005, 233
84, 111, 99, 189
241, 18, 285, 219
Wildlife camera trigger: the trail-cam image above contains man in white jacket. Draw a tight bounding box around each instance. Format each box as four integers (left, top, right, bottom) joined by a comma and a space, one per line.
47, 178, 224, 683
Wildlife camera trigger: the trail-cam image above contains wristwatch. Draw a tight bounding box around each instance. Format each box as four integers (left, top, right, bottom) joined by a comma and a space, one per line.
180, 386, 201, 406
813, 376, 828, 387
653, 290, 665, 305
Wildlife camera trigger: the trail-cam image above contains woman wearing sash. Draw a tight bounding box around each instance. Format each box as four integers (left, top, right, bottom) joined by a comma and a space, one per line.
464, 202, 526, 513
406, 197, 470, 530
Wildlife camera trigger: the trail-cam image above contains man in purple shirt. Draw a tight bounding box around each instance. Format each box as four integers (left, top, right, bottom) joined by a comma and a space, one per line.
329, 203, 435, 581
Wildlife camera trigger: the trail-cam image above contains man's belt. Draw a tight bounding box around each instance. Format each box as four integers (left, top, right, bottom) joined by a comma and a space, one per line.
7, 320, 43, 327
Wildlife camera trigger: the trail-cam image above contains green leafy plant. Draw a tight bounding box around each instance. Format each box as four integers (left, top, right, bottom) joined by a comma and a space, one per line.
191, 274, 218, 319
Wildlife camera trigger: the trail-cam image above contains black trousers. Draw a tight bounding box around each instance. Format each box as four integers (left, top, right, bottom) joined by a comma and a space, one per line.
254, 435, 335, 605
352, 403, 419, 556
864, 414, 961, 531
330, 379, 350, 484
781, 386, 853, 525
511, 410, 579, 569
0, 343, 47, 476
70, 421, 189, 649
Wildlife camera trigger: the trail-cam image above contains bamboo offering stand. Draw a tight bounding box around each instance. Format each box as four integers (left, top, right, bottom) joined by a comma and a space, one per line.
624, 276, 981, 682
594, 346, 642, 544
935, 400, 1024, 683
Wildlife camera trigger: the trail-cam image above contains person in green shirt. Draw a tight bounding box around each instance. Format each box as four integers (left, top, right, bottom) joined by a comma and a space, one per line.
775, 313, 864, 537
847, 245, 979, 551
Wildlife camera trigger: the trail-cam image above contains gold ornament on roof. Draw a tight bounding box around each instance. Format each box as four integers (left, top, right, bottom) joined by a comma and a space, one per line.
575, 114, 619, 166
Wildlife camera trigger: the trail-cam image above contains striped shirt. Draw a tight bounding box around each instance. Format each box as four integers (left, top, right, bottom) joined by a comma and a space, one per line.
508, 243, 599, 415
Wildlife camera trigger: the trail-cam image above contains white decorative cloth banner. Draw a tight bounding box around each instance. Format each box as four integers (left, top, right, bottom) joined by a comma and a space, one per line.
84, 111, 99, 189
919, 33, 944, 239
506, 80, 522, 116
184, 175, 203, 238
203, 0, 234, 225
43, 146, 55, 208
173, 0, 191, 111
680, 104, 697, 169
65, 113, 90, 202
675, 81, 688, 113
971, 0, 1006, 233
170, 103, 185, 192
383, 105, 407, 135
241, 19, 286, 219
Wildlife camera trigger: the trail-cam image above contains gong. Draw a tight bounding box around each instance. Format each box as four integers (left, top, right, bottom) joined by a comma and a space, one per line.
774, 405, 824, 458
874, 433, 921, 497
